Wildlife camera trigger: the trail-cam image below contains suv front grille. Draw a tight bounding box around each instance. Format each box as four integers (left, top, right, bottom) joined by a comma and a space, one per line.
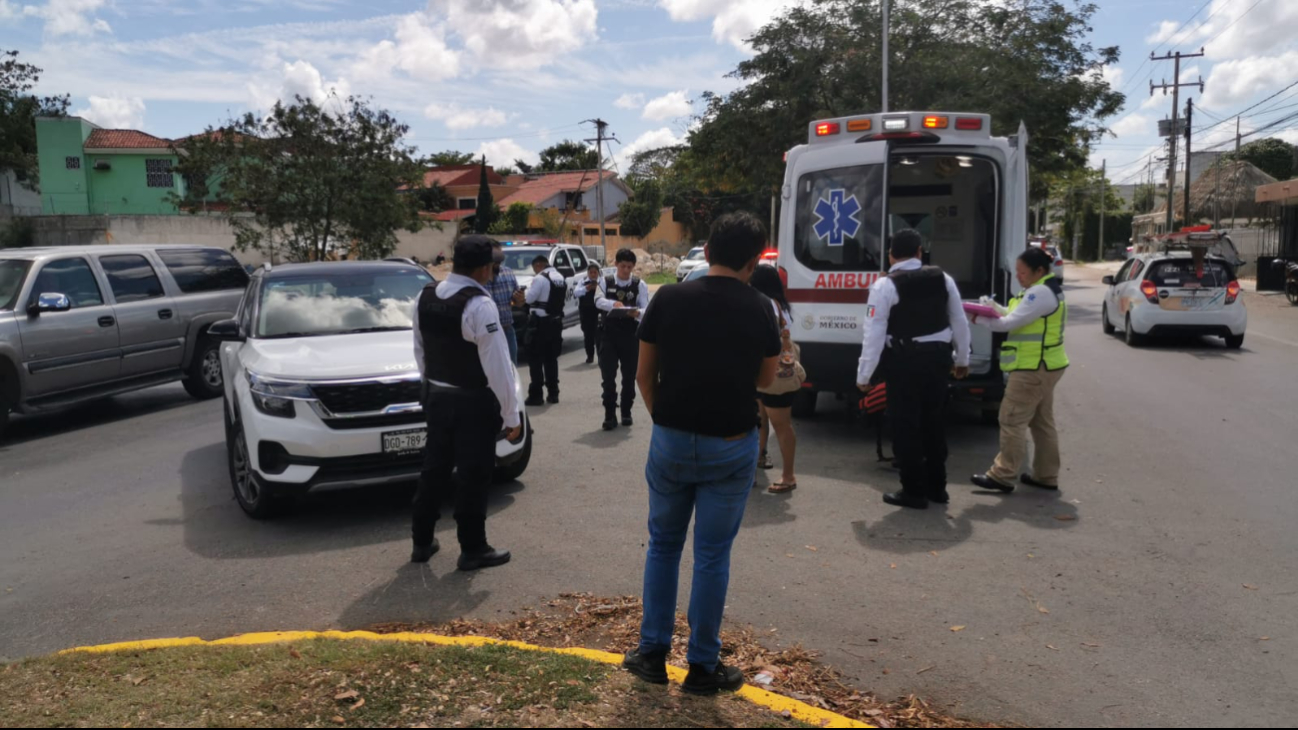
312, 380, 423, 415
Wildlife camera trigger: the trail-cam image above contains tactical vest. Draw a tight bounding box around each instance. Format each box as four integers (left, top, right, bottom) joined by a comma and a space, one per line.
600, 275, 642, 328
537, 270, 567, 317
1000, 274, 1069, 372
417, 284, 489, 389
887, 266, 950, 343
578, 277, 600, 312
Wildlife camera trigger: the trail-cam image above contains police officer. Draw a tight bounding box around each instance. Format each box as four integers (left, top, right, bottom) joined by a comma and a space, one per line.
524, 254, 568, 406
572, 263, 603, 364
856, 229, 972, 510
410, 235, 519, 571
969, 247, 1069, 493
596, 248, 650, 431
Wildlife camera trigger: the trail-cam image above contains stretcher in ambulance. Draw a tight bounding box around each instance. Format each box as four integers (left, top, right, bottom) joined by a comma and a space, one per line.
776, 112, 1029, 419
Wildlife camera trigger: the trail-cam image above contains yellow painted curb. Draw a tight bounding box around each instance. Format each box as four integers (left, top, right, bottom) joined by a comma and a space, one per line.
62, 630, 872, 728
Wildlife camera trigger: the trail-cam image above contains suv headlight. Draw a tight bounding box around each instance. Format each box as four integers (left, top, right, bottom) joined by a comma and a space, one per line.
246, 372, 312, 419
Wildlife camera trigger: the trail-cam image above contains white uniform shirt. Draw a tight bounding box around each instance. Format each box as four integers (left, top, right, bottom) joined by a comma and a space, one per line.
974, 282, 1060, 333
525, 267, 566, 317
411, 273, 521, 429
572, 276, 601, 299
856, 258, 972, 386
595, 274, 651, 312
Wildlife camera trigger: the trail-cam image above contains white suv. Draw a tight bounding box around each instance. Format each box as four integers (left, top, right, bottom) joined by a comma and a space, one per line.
212, 261, 532, 518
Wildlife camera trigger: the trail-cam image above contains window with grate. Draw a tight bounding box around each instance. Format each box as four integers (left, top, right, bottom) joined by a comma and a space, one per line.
65, 156, 81, 170
145, 158, 174, 188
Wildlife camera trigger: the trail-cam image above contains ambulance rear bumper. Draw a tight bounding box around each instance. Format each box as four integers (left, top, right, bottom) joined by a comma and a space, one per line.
797, 341, 1004, 406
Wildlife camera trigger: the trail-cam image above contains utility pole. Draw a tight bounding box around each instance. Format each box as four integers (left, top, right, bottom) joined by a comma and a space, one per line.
1184, 98, 1194, 227
1231, 115, 1242, 226
1151, 48, 1204, 232
881, 0, 890, 113
584, 118, 617, 253
1098, 159, 1106, 263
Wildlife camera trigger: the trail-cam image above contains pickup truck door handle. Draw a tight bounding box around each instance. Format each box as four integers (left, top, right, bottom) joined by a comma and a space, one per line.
158, 309, 174, 320
98, 316, 116, 328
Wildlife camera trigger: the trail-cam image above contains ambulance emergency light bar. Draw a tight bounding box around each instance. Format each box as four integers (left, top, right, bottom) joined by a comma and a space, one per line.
809, 112, 991, 143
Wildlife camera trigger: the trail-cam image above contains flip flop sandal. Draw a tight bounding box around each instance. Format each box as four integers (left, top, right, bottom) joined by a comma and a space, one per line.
769, 480, 797, 494
758, 452, 774, 470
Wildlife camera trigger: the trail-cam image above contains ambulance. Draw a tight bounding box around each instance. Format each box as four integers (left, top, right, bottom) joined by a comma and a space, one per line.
776, 111, 1030, 420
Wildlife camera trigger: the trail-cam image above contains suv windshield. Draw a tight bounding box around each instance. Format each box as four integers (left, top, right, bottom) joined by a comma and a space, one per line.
257, 267, 433, 339
685, 248, 705, 261
501, 249, 547, 272
0, 260, 32, 311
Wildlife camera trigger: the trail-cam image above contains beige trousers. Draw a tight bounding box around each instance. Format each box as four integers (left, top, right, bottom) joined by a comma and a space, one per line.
987, 367, 1066, 486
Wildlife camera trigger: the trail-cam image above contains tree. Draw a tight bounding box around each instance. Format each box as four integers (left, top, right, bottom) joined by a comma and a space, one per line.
427, 150, 476, 167
538, 139, 599, 172
1, 49, 70, 188
473, 156, 499, 234
494, 165, 518, 177
171, 95, 425, 262
490, 202, 532, 235
514, 159, 535, 174
416, 181, 455, 213
1132, 183, 1158, 215
689, 0, 1123, 202
618, 178, 664, 239
1225, 137, 1296, 183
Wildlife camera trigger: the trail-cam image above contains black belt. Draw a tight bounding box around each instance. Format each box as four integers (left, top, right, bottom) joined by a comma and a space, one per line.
889, 339, 952, 351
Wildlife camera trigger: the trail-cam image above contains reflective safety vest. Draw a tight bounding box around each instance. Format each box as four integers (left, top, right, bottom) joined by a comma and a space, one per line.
1000, 274, 1069, 372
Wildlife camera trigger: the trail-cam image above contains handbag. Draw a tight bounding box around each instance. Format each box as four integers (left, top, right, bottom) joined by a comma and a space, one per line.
759, 310, 807, 396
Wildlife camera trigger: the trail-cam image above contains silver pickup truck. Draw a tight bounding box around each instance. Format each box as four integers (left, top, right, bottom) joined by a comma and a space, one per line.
0, 245, 248, 438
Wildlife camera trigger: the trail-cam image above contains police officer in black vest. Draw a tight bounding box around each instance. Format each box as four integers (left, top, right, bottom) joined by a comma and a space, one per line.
573, 263, 603, 364
410, 235, 519, 571
855, 230, 973, 509
524, 254, 568, 406
596, 248, 650, 431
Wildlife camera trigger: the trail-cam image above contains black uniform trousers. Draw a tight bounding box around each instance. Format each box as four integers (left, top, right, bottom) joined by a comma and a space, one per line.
412, 386, 503, 551
579, 306, 600, 361
527, 314, 563, 397
884, 342, 953, 499
600, 321, 640, 413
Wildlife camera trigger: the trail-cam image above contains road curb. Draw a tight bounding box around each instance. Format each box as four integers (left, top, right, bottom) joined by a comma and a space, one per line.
62, 629, 872, 729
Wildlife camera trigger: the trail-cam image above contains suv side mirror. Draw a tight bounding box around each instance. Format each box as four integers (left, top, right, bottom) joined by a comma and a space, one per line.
1102, 275, 1116, 286
208, 318, 245, 343
28, 293, 71, 316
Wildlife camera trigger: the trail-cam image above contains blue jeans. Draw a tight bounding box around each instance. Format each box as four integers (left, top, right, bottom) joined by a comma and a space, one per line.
503, 325, 518, 365
638, 425, 758, 670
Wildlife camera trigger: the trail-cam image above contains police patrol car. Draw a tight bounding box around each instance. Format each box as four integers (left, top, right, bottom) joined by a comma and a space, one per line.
776, 111, 1030, 419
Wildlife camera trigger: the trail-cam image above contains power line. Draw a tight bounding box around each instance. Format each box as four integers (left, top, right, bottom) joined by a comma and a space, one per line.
1193, 79, 1298, 134
1203, 0, 1271, 50
1117, 0, 1219, 98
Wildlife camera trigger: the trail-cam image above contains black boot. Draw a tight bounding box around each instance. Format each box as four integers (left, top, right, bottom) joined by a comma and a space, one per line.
546, 390, 560, 404
621, 649, 668, 685
457, 546, 511, 571
883, 491, 929, 509
603, 409, 618, 431
682, 662, 745, 695
410, 538, 440, 563
525, 387, 544, 407
622, 409, 633, 427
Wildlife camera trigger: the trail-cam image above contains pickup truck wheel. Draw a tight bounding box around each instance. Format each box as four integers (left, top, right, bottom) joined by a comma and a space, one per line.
493, 422, 533, 484
184, 336, 224, 400
226, 405, 290, 519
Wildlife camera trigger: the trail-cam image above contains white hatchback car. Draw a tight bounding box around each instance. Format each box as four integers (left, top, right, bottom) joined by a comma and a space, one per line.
1101, 253, 1246, 349
676, 247, 706, 281
211, 261, 532, 518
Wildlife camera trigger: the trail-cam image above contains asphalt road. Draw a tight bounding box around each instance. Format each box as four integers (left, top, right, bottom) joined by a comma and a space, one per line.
3, 265, 1296, 728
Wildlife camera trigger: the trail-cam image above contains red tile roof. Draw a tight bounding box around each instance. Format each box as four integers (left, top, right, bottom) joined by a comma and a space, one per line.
84, 130, 173, 150
429, 209, 477, 222
422, 165, 503, 189
498, 171, 611, 207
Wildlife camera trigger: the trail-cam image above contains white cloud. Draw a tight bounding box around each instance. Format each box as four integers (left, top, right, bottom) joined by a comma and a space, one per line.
1141, 93, 1167, 111
424, 102, 507, 130
354, 12, 461, 83
22, 0, 112, 36
658, 0, 791, 51
431, 0, 599, 69
642, 89, 691, 120
1102, 65, 1124, 90
0, 0, 20, 20
614, 92, 645, 110
616, 126, 685, 169
1275, 129, 1298, 146
477, 138, 539, 169
249, 60, 351, 110
1145, 19, 1181, 46
73, 95, 146, 129
1202, 51, 1298, 109
1110, 112, 1154, 139
1145, 0, 1298, 60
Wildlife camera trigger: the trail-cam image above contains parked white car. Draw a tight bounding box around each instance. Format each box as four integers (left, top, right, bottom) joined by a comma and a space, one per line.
1101, 252, 1246, 349
213, 260, 532, 518
676, 247, 706, 281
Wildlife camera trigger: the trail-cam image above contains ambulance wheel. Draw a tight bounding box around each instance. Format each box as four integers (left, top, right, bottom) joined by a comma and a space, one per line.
791, 389, 817, 419
1101, 304, 1116, 335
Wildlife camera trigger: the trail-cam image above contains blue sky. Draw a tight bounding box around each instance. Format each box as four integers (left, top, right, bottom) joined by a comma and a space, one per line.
4, 1, 1297, 185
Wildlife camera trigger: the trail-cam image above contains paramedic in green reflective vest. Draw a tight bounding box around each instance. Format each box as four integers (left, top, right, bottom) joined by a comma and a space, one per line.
969, 247, 1069, 493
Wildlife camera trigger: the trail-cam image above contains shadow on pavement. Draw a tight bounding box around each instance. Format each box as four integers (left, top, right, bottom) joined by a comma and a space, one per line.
336, 562, 493, 629
158, 442, 524, 560
572, 426, 635, 449
0, 385, 200, 450
742, 476, 797, 528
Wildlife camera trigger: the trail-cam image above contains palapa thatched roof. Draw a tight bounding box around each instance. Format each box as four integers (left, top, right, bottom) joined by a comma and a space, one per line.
1156, 160, 1278, 223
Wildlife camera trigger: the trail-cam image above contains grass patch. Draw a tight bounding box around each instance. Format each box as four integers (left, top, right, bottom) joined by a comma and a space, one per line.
642, 272, 678, 286
0, 639, 813, 728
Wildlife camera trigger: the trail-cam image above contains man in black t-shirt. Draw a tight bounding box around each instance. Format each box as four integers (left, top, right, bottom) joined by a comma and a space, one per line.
621, 212, 781, 697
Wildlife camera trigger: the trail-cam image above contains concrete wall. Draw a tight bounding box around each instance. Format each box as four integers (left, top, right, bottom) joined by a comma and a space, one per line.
0, 170, 42, 217
26, 214, 456, 267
